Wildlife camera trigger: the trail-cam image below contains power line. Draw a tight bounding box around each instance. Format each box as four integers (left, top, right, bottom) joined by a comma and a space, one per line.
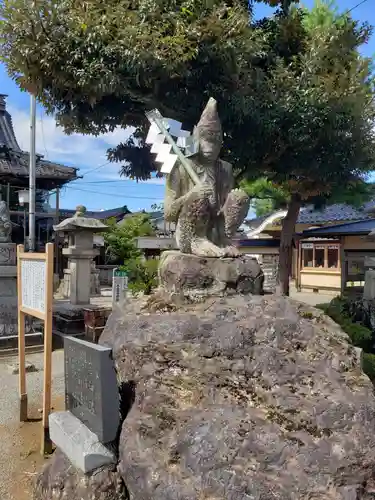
65, 185, 164, 201
81, 161, 111, 177
346, 0, 370, 14
70, 178, 165, 185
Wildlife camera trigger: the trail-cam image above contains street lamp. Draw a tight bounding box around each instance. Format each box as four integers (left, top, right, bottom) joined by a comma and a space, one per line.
18, 189, 29, 247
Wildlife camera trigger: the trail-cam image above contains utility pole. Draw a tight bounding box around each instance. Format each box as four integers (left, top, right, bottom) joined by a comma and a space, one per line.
54, 187, 60, 276
29, 94, 36, 252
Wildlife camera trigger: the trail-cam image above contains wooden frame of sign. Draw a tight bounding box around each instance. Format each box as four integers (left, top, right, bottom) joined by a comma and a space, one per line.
17, 243, 54, 455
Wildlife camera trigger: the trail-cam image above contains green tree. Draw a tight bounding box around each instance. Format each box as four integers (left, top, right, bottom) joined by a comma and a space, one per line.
104, 213, 154, 264
1, 0, 374, 295
243, 178, 290, 217
0, 0, 301, 181
244, 178, 375, 219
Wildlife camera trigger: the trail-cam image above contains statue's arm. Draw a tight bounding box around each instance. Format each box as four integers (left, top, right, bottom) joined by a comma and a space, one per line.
164, 167, 188, 223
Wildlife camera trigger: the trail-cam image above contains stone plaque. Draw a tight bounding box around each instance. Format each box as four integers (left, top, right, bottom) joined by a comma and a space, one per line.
64, 336, 120, 443
261, 254, 279, 293
0, 243, 16, 266
21, 259, 46, 314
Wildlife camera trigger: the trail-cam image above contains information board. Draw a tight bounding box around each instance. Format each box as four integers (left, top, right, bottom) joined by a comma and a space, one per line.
21, 259, 46, 314
17, 243, 54, 455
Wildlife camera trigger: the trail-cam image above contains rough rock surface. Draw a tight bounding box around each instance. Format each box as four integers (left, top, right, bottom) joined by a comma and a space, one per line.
35, 294, 375, 499
33, 449, 127, 500
99, 294, 375, 500
158, 250, 264, 297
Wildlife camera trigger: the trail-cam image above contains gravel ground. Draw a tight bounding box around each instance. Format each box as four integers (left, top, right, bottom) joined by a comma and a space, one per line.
0, 349, 65, 500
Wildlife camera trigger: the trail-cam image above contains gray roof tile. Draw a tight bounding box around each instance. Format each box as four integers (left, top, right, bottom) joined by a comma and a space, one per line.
246, 200, 375, 229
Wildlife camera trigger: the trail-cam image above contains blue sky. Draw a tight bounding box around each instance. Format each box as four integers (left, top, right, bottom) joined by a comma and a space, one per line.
0, 0, 373, 211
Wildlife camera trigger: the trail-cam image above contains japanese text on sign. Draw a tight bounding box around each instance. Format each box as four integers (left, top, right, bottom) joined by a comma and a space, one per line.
21, 259, 46, 314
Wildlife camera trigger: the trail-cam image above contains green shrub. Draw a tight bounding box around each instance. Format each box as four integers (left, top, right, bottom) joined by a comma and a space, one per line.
121, 258, 159, 296
316, 299, 373, 351
317, 297, 375, 380
363, 353, 375, 382
340, 321, 373, 352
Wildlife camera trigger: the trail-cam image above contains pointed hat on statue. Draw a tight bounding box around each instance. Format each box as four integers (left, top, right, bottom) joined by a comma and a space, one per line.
194, 97, 222, 140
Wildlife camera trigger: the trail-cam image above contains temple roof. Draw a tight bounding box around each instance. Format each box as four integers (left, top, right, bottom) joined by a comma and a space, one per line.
0, 94, 80, 189
0, 95, 21, 152
302, 218, 375, 237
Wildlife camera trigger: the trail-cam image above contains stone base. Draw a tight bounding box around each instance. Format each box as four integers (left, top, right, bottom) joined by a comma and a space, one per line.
49, 411, 117, 474
59, 268, 100, 302
53, 307, 86, 335
159, 250, 264, 298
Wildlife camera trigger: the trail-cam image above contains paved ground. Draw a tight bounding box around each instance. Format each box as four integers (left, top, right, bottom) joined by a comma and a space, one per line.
289, 289, 337, 307
0, 350, 65, 500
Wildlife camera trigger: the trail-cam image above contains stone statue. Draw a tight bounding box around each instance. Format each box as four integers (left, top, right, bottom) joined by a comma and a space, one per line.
164, 97, 250, 257
74, 205, 87, 217
0, 196, 12, 243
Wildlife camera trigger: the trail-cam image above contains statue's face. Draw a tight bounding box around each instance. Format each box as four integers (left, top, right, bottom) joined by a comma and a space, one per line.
198, 128, 223, 163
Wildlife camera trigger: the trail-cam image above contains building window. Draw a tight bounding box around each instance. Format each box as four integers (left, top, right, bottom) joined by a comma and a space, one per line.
315, 246, 325, 268
301, 242, 339, 270
303, 246, 314, 267
327, 246, 339, 269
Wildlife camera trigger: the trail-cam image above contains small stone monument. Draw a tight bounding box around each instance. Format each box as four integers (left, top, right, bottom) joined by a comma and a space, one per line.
49, 336, 120, 473
112, 268, 128, 306
53, 206, 108, 305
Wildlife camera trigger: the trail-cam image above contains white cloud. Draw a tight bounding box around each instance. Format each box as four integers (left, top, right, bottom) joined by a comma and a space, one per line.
9, 106, 133, 178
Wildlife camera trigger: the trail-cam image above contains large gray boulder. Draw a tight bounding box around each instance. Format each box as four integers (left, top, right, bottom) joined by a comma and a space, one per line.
33, 449, 127, 500
35, 294, 375, 499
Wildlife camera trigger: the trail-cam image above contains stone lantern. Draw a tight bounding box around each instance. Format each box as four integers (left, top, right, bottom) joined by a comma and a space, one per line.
53, 206, 108, 305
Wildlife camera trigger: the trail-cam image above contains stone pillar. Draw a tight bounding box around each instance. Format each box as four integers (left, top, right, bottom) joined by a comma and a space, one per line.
62, 232, 99, 305
364, 257, 375, 300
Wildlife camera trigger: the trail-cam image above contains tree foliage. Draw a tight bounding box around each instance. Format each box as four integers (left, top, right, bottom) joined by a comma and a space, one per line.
104, 213, 154, 263
242, 177, 289, 216
243, 177, 375, 218
122, 258, 159, 296
104, 212, 158, 294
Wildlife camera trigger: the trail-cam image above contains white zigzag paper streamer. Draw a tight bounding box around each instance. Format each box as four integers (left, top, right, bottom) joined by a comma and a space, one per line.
145, 110, 198, 174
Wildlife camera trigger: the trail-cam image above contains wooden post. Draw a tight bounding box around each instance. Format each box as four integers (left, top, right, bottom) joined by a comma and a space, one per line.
17, 244, 27, 421
41, 243, 54, 454
296, 239, 301, 291
340, 237, 346, 297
